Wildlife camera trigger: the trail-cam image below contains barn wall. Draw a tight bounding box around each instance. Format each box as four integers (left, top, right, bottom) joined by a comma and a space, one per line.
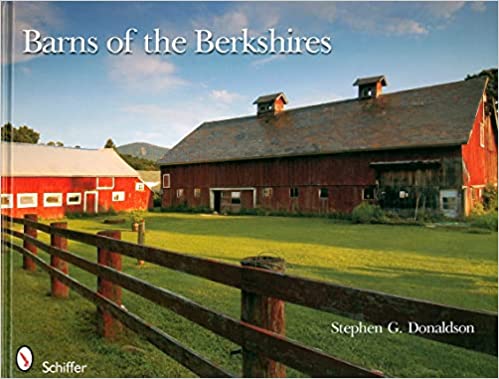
161, 147, 462, 214
461, 99, 498, 214
1, 176, 152, 219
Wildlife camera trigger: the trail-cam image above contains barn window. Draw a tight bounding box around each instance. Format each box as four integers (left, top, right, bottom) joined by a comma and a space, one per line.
319, 188, 329, 199
194, 188, 201, 198
290, 188, 299, 198
176, 189, 184, 198
231, 191, 241, 204
17, 193, 37, 208
362, 187, 376, 200
43, 193, 63, 207
112, 191, 125, 202
262, 188, 273, 198
97, 177, 115, 190
135, 182, 145, 191
163, 174, 171, 189
480, 122, 485, 148
1, 194, 13, 209
66, 193, 82, 205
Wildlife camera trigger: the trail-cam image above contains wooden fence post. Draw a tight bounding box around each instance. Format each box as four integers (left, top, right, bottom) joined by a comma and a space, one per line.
137, 221, 145, 266
240, 256, 286, 378
22, 214, 37, 271
97, 230, 123, 339
50, 222, 69, 298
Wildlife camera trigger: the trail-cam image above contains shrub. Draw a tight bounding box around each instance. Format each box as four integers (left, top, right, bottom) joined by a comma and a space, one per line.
351, 202, 384, 224
483, 184, 498, 211
468, 211, 498, 231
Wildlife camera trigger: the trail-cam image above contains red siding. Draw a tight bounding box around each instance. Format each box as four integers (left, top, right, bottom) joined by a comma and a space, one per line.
161, 147, 462, 213
1, 176, 152, 219
461, 99, 498, 213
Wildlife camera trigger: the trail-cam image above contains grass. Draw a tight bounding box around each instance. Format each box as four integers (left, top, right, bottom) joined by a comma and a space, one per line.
6, 212, 498, 377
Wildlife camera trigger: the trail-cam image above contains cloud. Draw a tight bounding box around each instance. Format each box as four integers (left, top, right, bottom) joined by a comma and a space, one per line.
251, 54, 286, 68
5, 2, 64, 64
210, 89, 243, 104
108, 53, 187, 92
384, 19, 428, 36
470, 2, 487, 13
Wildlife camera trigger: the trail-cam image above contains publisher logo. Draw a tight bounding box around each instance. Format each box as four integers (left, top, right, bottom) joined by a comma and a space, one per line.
16, 345, 33, 372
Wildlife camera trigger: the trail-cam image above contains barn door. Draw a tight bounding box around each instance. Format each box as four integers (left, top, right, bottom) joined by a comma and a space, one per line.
84, 191, 98, 214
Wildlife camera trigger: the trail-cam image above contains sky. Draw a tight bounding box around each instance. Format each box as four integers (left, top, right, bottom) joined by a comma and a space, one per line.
5, 1, 498, 149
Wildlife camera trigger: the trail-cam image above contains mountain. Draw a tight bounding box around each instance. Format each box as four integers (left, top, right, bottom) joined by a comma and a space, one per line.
117, 142, 169, 162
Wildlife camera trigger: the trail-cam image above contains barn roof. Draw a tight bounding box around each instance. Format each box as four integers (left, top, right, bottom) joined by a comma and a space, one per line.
1, 143, 139, 177
158, 77, 487, 166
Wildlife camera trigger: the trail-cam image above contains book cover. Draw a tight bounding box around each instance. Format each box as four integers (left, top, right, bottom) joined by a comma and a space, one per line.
0, 1, 497, 378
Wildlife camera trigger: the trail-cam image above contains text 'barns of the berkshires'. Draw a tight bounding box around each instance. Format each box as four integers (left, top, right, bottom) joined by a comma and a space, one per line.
158, 76, 498, 218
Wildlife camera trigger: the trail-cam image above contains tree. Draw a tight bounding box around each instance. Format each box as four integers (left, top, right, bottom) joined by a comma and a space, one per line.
466, 68, 498, 114
1, 123, 40, 143
104, 138, 117, 149
47, 141, 64, 147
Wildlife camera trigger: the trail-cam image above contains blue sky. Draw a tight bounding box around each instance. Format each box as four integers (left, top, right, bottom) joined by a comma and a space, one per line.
7, 1, 498, 149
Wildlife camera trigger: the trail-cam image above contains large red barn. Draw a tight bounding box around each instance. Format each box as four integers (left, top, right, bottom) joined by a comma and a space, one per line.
158, 76, 497, 218
1, 143, 153, 219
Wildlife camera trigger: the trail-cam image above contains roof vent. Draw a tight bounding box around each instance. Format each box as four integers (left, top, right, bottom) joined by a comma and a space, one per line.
253, 92, 288, 116
353, 75, 387, 99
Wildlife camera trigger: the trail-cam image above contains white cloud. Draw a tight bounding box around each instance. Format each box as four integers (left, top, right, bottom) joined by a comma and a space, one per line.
210, 89, 243, 104
251, 54, 286, 68
6, 2, 64, 64
385, 19, 428, 36
108, 54, 186, 92
470, 2, 487, 13
423, 2, 465, 19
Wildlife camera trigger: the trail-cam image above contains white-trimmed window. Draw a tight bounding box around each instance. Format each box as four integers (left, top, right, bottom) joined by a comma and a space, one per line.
43, 193, 63, 207
194, 188, 201, 198
17, 193, 37, 208
176, 189, 184, 198
263, 188, 273, 198
66, 193, 82, 205
1, 194, 13, 209
290, 188, 299, 198
112, 191, 125, 202
135, 182, 145, 191
163, 174, 171, 189
97, 177, 115, 190
231, 191, 241, 204
480, 122, 485, 148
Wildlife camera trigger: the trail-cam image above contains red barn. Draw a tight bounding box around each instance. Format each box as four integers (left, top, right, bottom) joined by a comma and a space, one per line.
158, 76, 497, 218
1, 143, 153, 219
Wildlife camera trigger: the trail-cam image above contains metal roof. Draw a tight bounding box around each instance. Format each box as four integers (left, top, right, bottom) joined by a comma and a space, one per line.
353, 75, 388, 87
1, 143, 139, 177
157, 77, 487, 166
253, 92, 289, 105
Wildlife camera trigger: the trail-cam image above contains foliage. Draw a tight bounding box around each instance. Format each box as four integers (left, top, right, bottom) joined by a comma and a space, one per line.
120, 153, 159, 170
117, 142, 169, 162
482, 183, 498, 211
1, 123, 40, 143
129, 210, 146, 223
466, 68, 498, 114
47, 141, 64, 146
468, 211, 498, 231
104, 138, 117, 149
351, 201, 385, 223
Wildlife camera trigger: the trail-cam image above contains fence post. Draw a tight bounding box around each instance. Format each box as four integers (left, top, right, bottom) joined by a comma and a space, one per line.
96, 230, 123, 339
137, 220, 145, 266
22, 214, 37, 271
50, 222, 69, 298
240, 256, 286, 378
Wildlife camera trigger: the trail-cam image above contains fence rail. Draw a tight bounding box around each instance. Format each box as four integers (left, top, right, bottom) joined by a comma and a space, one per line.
1, 214, 497, 377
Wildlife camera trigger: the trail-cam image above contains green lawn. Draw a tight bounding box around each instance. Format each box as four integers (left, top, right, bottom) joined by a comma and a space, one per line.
7, 212, 498, 377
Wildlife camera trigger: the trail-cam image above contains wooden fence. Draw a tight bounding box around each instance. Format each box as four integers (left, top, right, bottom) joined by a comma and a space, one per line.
1, 214, 497, 377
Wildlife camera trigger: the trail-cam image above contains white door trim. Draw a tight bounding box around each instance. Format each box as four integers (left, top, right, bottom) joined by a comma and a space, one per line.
83, 191, 99, 213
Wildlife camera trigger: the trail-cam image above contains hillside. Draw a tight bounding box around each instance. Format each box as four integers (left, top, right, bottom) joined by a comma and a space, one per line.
117, 142, 169, 162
